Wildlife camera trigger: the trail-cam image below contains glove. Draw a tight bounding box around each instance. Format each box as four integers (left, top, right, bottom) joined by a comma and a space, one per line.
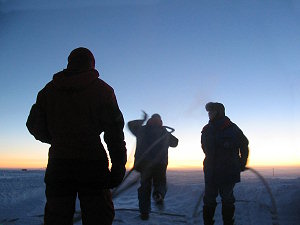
240, 158, 248, 172
240, 160, 247, 172
240, 164, 246, 172
108, 165, 126, 188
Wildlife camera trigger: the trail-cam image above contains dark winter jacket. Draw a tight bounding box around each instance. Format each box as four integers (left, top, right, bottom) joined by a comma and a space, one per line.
201, 116, 249, 185
128, 120, 178, 171
26, 69, 127, 186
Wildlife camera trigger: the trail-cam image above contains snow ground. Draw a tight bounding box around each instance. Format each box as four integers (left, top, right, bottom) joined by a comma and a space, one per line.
0, 168, 299, 225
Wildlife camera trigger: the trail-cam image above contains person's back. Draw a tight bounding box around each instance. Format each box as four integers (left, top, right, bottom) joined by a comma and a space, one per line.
41, 63, 119, 159
26, 47, 127, 225
128, 113, 178, 170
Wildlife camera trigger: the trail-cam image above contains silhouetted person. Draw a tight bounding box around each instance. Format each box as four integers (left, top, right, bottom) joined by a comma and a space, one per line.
26, 47, 127, 225
201, 102, 249, 225
128, 112, 178, 220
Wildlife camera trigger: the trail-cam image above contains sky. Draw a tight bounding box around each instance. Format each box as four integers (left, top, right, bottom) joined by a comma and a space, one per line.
0, 0, 300, 169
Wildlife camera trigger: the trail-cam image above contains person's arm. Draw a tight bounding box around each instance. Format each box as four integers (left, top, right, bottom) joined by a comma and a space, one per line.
201, 124, 211, 155
127, 111, 148, 136
201, 124, 217, 179
103, 91, 127, 188
127, 120, 144, 136
26, 89, 51, 144
237, 127, 249, 171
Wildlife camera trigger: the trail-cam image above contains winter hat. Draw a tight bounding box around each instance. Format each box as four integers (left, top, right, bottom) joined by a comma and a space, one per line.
67, 47, 95, 71
205, 102, 225, 117
146, 114, 163, 126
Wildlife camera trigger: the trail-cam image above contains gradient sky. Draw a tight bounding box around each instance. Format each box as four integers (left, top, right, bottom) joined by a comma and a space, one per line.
0, 0, 300, 169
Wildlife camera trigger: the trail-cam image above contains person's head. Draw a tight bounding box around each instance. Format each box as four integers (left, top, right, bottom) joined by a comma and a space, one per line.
146, 113, 163, 127
205, 102, 225, 121
67, 47, 95, 71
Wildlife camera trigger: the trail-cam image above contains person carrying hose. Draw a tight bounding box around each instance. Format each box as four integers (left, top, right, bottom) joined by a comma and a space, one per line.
128, 112, 178, 220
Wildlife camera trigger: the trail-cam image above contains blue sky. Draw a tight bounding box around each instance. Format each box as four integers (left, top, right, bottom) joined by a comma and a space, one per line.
0, 0, 299, 168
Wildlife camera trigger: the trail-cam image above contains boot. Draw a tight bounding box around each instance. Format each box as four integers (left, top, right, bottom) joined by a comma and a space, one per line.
140, 212, 149, 220
222, 204, 235, 225
203, 205, 216, 225
153, 192, 163, 205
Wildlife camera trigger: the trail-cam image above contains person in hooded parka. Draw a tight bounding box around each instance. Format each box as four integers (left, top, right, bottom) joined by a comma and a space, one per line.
201, 102, 249, 225
26, 47, 127, 225
128, 112, 178, 220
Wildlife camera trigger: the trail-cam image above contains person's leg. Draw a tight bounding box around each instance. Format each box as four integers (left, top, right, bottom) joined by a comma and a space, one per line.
44, 183, 77, 225
203, 183, 218, 225
220, 183, 235, 225
152, 164, 167, 203
138, 170, 152, 219
78, 188, 114, 225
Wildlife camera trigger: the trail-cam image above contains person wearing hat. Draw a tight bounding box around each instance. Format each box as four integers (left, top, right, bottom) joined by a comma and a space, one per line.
201, 102, 249, 225
26, 47, 127, 225
128, 112, 178, 220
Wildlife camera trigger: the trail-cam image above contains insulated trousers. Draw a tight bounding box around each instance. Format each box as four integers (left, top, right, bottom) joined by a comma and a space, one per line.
138, 163, 167, 214
203, 183, 235, 225
44, 183, 114, 225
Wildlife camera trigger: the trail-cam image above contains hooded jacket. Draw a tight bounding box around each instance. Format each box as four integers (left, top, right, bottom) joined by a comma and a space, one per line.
201, 116, 249, 185
26, 69, 127, 168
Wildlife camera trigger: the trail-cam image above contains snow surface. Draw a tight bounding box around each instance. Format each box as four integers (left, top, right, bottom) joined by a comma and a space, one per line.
0, 168, 299, 225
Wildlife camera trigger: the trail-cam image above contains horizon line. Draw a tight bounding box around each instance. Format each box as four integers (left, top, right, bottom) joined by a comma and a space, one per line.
1, 164, 300, 170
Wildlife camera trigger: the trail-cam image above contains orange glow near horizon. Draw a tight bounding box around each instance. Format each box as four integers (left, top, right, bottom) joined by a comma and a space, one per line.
1, 156, 299, 170
1, 134, 299, 170
0, 159, 47, 169
1, 161, 300, 170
